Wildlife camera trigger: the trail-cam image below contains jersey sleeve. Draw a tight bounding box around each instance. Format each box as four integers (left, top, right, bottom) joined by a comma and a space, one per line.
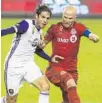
76, 23, 87, 37
1, 27, 16, 36
44, 25, 54, 42
13, 20, 29, 34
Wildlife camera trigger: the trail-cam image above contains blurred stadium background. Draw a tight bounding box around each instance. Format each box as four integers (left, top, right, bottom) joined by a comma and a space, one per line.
1, 0, 102, 18
1, 0, 102, 103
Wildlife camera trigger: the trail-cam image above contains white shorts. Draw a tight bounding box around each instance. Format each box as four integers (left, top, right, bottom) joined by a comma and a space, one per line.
4, 61, 43, 96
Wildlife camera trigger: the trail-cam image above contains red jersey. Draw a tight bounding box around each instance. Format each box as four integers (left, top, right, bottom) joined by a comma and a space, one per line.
45, 22, 86, 71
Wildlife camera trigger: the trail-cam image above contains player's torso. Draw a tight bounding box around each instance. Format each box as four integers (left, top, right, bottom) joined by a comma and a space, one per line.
50, 23, 83, 70
52, 23, 81, 58
6, 19, 42, 66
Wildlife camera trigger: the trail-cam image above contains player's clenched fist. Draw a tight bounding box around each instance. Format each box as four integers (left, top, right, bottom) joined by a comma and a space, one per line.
37, 39, 45, 48
89, 33, 99, 43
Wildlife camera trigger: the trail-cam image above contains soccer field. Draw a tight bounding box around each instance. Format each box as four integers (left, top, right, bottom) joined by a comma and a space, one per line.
1, 18, 102, 103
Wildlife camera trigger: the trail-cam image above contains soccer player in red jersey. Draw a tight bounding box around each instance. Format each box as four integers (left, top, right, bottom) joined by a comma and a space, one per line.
40, 6, 99, 103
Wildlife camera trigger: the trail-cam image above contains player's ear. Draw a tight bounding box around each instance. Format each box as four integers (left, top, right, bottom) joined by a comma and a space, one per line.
35, 14, 38, 19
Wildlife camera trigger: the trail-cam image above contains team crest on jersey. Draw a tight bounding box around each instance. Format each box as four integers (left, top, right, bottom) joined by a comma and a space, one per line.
70, 28, 77, 35
70, 28, 77, 43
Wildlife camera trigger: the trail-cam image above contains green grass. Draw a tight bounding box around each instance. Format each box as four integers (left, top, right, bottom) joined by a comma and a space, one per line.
1, 18, 102, 103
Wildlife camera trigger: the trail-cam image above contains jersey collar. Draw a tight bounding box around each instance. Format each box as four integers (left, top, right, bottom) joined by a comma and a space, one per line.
33, 20, 41, 31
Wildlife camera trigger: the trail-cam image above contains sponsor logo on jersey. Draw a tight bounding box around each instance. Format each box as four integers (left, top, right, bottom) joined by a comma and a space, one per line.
57, 36, 77, 43
57, 28, 78, 43
70, 35, 77, 43
57, 37, 70, 43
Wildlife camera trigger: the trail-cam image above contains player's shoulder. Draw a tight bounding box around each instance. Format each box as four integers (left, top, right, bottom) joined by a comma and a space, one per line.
74, 22, 87, 34
51, 22, 61, 27
50, 24, 56, 28
17, 19, 30, 27
47, 24, 55, 31
17, 19, 33, 33
49, 22, 60, 30
74, 22, 86, 30
74, 22, 85, 28
24, 19, 33, 24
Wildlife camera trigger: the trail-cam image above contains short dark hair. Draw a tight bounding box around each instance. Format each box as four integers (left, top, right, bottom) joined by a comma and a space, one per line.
36, 4, 52, 17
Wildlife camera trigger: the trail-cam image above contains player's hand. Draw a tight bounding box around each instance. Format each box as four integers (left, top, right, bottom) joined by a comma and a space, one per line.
38, 40, 46, 48
51, 55, 64, 63
89, 33, 99, 43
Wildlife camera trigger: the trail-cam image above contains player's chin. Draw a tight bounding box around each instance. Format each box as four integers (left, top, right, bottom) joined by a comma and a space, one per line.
41, 24, 46, 28
64, 24, 70, 28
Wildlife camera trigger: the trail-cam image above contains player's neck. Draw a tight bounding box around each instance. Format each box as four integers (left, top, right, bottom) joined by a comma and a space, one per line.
61, 22, 75, 29
33, 20, 41, 31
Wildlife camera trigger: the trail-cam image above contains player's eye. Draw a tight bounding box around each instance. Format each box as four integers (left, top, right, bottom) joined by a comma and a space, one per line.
46, 17, 50, 20
42, 16, 46, 18
64, 16, 67, 19
69, 18, 73, 20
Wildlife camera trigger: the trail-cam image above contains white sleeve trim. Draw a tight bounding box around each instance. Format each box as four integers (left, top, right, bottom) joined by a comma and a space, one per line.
13, 25, 18, 33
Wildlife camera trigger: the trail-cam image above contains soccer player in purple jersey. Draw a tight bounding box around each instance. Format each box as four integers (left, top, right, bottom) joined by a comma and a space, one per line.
1, 5, 54, 103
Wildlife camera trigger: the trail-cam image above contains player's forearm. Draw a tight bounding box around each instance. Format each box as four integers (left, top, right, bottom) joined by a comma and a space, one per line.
1, 27, 15, 36
35, 47, 51, 62
89, 33, 99, 43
